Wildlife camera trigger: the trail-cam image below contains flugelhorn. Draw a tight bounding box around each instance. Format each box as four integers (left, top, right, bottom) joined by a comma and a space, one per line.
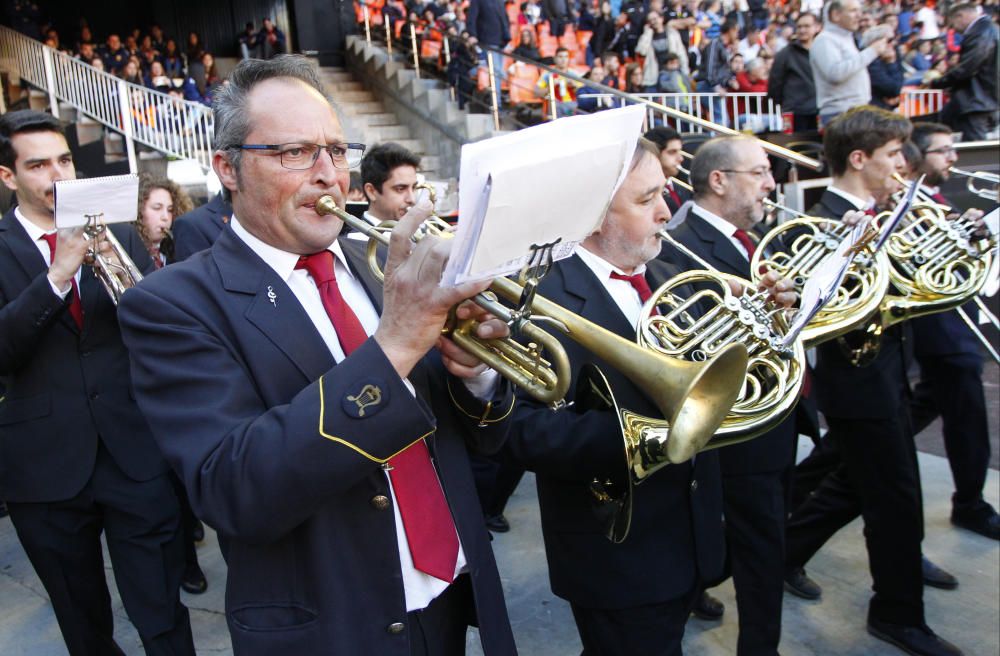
315, 195, 749, 542
949, 167, 999, 202
82, 213, 145, 305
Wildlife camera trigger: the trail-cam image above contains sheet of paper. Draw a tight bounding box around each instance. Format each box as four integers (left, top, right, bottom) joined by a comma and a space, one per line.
780, 220, 870, 348
444, 105, 646, 285
873, 173, 923, 252
981, 207, 999, 237
54, 175, 139, 228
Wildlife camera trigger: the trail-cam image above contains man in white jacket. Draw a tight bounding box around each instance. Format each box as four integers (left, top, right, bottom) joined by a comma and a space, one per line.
809, 0, 891, 126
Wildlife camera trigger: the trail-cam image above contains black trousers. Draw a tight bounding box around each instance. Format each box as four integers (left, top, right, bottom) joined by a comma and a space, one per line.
910, 353, 991, 512
785, 416, 925, 626
941, 101, 999, 141
407, 574, 474, 656
722, 470, 789, 656
471, 445, 525, 518
7, 443, 194, 656
570, 586, 698, 656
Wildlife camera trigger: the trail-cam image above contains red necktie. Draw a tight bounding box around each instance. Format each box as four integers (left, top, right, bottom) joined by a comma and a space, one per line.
930, 192, 949, 207
733, 229, 756, 260
665, 182, 682, 207
40, 233, 84, 330
610, 270, 653, 303
296, 251, 459, 583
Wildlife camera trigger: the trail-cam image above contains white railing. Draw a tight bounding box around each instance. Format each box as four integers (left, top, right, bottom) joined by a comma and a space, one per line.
899, 88, 945, 118
0, 25, 214, 172
578, 91, 784, 134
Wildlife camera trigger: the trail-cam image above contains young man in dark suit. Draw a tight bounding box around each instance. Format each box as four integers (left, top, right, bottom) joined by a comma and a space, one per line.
117, 55, 517, 656
784, 106, 962, 656
660, 135, 802, 655
0, 110, 195, 656
170, 191, 232, 261
644, 126, 693, 216
903, 122, 998, 540
505, 138, 794, 655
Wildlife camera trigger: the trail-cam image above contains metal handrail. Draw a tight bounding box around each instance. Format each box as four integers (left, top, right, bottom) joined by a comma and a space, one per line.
0, 25, 214, 172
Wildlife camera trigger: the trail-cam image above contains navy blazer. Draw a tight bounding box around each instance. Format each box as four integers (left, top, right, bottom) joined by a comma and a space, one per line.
171, 192, 232, 262
0, 208, 163, 502
117, 226, 516, 656
809, 190, 912, 419
506, 254, 725, 610
660, 212, 798, 475
466, 0, 511, 47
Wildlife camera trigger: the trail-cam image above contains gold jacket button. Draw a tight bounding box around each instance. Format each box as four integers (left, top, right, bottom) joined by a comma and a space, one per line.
370, 494, 390, 511
690, 479, 699, 492
387, 622, 406, 634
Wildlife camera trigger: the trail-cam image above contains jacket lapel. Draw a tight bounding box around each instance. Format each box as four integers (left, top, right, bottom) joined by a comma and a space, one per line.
687, 214, 749, 277
560, 253, 636, 339
213, 228, 335, 382
339, 236, 384, 314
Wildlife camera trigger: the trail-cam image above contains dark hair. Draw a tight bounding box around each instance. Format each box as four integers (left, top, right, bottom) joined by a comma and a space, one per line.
823, 106, 911, 177
689, 135, 757, 199
664, 52, 680, 63
721, 17, 740, 34
901, 139, 923, 170
910, 121, 953, 153
630, 137, 661, 171
349, 170, 363, 192
797, 11, 819, 24
643, 126, 681, 151
556, 46, 570, 56
0, 110, 66, 170
600, 51, 619, 65
360, 142, 420, 198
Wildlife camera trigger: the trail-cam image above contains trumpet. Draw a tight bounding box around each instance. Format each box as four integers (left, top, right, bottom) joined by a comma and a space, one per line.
949, 167, 999, 202
82, 213, 145, 305
315, 195, 749, 543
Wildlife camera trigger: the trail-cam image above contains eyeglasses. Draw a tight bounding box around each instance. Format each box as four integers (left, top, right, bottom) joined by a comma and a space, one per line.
923, 146, 957, 155
719, 168, 774, 180
234, 142, 366, 170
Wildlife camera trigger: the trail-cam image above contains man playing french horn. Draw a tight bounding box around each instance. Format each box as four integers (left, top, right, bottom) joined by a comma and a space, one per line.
504, 137, 796, 656
783, 106, 963, 656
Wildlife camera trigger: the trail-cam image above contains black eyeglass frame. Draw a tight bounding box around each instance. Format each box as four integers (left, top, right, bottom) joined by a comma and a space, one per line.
232, 142, 367, 170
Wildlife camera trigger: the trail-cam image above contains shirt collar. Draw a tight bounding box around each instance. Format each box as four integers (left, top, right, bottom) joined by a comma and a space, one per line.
966, 14, 987, 34
823, 22, 855, 40
575, 243, 646, 279
827, 185, 873, 211
690, 203, 738, 238
13, 206, 54, 242
362, 210, 384, 227
230, 215, 356, 283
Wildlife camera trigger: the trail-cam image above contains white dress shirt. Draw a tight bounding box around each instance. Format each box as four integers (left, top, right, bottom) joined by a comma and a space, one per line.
230, 217, 468, 612
826, 185, 873, 212
690, 203, 753, 261
575, 246, 648, 329
14, 207, 79, 298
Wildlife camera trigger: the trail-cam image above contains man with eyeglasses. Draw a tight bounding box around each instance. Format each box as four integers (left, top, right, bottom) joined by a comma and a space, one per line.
658, 135, 803, 654
784, 107, 963, 656
903, 122, 999, 541
117, 55, 518, 655
768, 12, 820, 133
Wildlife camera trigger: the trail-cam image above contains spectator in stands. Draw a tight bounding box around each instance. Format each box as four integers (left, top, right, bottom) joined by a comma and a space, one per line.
899, 1, 916, 39
447, 31, 479, 110
601, 51, 622, 89
512, 27, 541, 61
697, 0, 725, 41
914, 0, 941, 40
769, 11, 820, 132
698, 16, 740, 126
146, 60, 171, 91
543, 0, 576, 37
199, 52, 223, 99
748, 0, 769, 31
467, 0, 511, 107
102, 34, 129, 75
659, 52, 692, 96
535, 47, 581, 116
162, 39, 184, 78
124, 34, 140, 59
185, 31, 204, 65
577, 62, 614, 112
120, 58, 144, 86
605, 12, 635, 60
726, 53, 745, 91
259, 17, 287, 58
904, 39, 933, 85
738, 23, 762, 61
150, 24, 165, 53
734, 58, 776, 131
638, 11, 689, 92
810, 0, 890, 127
238, 22, 260, 60
76, 25, 94, 52
520, 0, 545, 27
89, 55, 105, 72
76, 42, 96, 64
867, 33, 904, 110
666, 0, 697, 52
624, 61, 644, 93
589, 1, 617, 64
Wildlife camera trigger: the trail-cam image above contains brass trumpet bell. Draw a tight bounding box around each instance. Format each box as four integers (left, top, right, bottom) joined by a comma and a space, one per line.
82, 214, 145, 305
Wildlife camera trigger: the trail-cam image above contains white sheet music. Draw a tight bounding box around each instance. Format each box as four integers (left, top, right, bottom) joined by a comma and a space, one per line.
54, 174, 139, 229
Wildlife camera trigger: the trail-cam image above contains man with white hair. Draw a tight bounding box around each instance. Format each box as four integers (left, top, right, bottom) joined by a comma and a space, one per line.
809, 0, 891, 126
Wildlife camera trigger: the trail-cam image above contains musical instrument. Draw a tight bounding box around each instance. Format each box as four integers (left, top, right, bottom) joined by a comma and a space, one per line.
949, 167, 999, 202
315, 195, 749, 543
82, 213, 145, 304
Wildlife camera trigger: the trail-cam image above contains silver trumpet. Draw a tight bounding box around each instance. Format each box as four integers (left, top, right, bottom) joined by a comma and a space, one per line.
82, 213, 144, 304
949, 167, 999, 202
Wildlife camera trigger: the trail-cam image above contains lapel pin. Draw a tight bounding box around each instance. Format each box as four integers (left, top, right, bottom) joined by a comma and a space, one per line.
267, 285, 278, 308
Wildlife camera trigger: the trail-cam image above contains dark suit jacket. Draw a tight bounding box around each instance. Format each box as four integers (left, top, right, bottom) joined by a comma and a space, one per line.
660, 211, 798, 475
663, 183, 693, 217
809, 190, 912, 419
466, 0, 510, 47
506, 254, 725, 610
117, 227, 516, 656
930, 16, 999, 115
171, 193, 232, 262
0, 208, 163, 502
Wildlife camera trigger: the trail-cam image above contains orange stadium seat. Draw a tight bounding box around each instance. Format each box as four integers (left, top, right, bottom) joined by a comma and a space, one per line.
508, 62, 542, 105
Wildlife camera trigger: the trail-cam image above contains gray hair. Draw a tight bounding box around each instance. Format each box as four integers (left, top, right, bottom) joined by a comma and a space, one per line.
689, 135, 756, 199
212, 55, 332, 201
746, 58, 767, 75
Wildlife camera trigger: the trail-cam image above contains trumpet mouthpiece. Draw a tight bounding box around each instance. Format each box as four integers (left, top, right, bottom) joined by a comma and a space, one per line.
316, 196, 339, 216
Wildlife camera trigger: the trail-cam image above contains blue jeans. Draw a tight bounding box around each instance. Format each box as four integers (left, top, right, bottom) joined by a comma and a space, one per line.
479, 49, 506, 112
696, 81, 729, 128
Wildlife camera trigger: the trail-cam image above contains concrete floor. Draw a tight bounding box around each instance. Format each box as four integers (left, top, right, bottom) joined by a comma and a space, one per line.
1, 391, 998, 655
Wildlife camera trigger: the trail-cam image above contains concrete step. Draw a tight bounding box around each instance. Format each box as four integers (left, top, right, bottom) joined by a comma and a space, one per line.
362, 112, 399, 126
327, 80, 366, 93
337, 89, 377, 104
321, 70, 356, 84
363, 124, 411, 142
339, 100, 385, 116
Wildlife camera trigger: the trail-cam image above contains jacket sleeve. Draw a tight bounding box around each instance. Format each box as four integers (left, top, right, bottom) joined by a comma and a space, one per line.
466, 0, 481, 39
171, 214, 216, 262
931, 28, 996, 87
811, 36, 878, 83
0, 272, 72, 375
118, 282, 440, 543
767, 49, 788, 104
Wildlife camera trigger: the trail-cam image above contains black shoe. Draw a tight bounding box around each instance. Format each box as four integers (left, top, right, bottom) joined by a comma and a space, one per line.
867, 618, 963, 656
181, 562, 208, 594
691, 590, 725, 620
784, 568, 822, 600
951, 503, 1000, 540
191, 519, 205, 543
922, 556, 958, 590
484, 514, 510, 533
